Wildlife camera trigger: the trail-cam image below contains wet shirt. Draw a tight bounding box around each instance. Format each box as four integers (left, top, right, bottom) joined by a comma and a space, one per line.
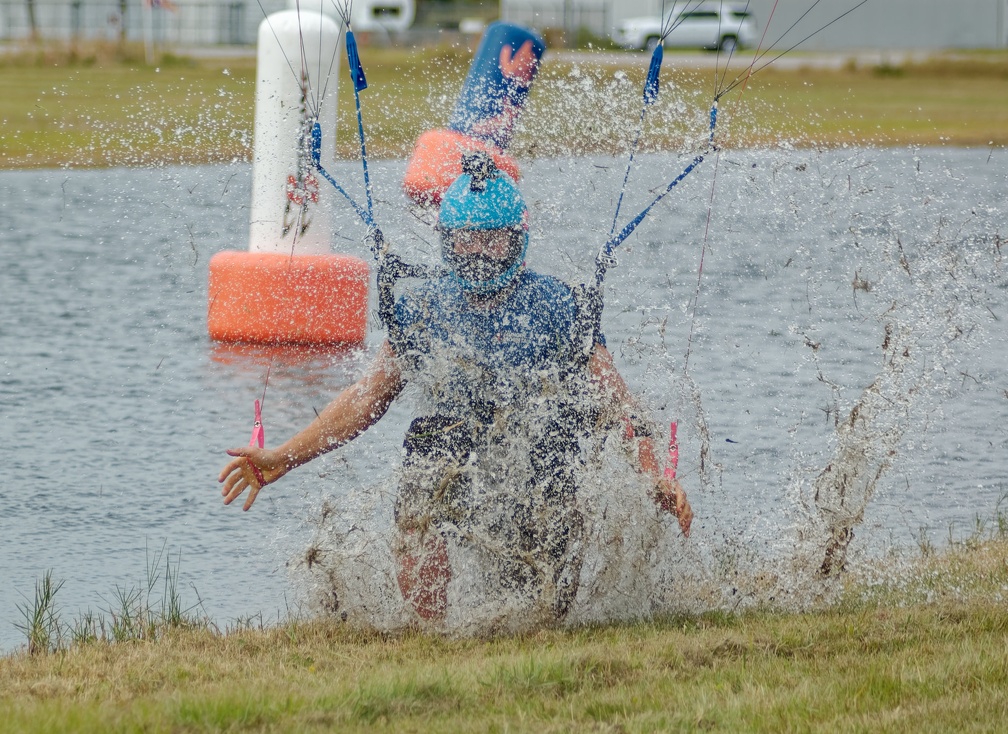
393, 270, 599, 420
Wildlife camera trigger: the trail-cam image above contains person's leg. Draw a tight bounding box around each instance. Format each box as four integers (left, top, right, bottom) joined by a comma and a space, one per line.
395, 530, 450, 621
528, 423, 584, 619
549, 506, 584, 619
394, 416, 472, 622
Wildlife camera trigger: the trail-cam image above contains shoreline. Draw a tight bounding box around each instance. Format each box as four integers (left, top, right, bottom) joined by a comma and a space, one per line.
3, 537, 1006, 730
2, 139, 1000, 175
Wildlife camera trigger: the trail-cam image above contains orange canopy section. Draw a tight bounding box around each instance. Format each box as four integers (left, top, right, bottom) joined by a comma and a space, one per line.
403, 128, 521, 207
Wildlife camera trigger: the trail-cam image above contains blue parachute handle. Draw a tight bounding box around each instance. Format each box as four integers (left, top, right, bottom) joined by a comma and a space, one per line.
310, 119, 323, 168
644, 44, 663, 106
345, 30, 368, 93
308, 121, 374, 230
344, 28, 375, 222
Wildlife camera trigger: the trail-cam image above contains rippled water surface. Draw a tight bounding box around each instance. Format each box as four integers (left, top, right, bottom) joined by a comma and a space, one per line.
1, 147, 1005, 650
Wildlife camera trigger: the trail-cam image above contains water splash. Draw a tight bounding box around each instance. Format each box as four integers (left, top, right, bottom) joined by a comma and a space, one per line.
280, 142, 1004, 633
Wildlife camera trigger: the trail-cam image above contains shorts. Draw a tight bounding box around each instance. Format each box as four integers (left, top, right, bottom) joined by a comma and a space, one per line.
395, 414, 585, 618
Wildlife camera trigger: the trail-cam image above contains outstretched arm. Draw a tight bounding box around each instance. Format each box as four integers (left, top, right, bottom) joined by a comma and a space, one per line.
218, 340, 404, 511
587, 344, 692, 537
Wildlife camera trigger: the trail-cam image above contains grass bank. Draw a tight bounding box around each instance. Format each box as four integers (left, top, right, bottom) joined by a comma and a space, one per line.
1, 43, 1007, 169
3, 537, 1007, 732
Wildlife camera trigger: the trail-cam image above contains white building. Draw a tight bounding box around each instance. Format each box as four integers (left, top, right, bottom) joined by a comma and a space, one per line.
501, 0, 1008, 50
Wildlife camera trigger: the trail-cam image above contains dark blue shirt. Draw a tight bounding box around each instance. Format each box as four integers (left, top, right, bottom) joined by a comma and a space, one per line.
393, 270, 600, 418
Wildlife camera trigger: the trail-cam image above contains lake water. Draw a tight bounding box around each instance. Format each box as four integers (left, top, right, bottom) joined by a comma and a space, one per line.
2, 146, 1005, 650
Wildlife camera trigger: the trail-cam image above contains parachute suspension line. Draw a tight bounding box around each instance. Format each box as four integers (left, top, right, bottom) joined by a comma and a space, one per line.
291, 0, 334, 121
287, 0, 339, 260
713, 0, 756, 98
253, 0, 349, 262
682, 0, 755, 369
296, 2, 374, 237
608, 43, 664, 238
305, 1, 445, 339
254, 0, 303, 105
684, 148, 721, 374
293, 1, 313, 112
723, 0, 821, 97
309, 122, 373, 228
592, 0, 874, 373
660, 0, 707, 43
727, 0, 779, 100
315, 22, 344, 109
260, 358, 273, 410
719, 0, 873, 97
346, 29, 376, 226
595, 101, 718, 294
326, 1, 375, 228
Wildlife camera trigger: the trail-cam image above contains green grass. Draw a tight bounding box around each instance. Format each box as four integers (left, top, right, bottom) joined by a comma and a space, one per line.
13, 571, 64, 656
2, 43, 1007, 169
0, 46, 258, 168
3, 537, 1008, 732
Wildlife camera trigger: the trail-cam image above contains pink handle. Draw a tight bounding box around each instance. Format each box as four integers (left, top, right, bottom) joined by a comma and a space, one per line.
663, 421, 678, 481
249, 399, 264, 448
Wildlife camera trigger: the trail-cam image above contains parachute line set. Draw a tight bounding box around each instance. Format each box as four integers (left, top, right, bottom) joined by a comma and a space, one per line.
249, 0, 875, 434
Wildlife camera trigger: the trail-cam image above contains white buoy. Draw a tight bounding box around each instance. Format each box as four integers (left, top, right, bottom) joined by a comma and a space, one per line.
248, 9, 341, 255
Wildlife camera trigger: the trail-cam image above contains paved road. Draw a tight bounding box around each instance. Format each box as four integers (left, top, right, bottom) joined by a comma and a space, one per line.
0, 39, 959, 71
551, 48, 938, 70
175, 45, 947, 72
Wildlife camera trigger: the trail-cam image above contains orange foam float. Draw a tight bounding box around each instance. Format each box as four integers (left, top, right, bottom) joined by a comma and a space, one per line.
403, 129, 521, 206
208, 252, 369, 346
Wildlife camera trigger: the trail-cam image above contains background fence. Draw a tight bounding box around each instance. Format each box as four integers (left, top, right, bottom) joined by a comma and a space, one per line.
500, 1, 609, 40
5, 0, 1006, 50
0, 0, 288, 45
501, 0, 1008, 51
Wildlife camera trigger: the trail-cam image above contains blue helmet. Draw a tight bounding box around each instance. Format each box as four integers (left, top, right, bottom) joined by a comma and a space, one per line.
437, 152, 529, 295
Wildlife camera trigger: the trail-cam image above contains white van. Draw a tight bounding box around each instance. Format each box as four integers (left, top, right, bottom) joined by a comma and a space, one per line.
613, 2, 758, 53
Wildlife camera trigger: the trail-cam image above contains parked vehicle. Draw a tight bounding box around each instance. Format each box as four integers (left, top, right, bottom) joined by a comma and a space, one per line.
612, 2, 758, 53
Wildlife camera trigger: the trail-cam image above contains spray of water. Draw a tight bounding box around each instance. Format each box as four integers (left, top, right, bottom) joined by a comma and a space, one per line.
282, 135, 1004, 632
225, 3, 1008, 631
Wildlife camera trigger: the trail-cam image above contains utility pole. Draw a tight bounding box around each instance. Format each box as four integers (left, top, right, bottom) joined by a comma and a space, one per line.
25, 0, 38, 41
564, 0, 572, 47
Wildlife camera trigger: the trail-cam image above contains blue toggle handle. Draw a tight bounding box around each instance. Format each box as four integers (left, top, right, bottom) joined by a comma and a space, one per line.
644, 44, 663, 106
346, 31, 368, 92
310, 121, 322, 167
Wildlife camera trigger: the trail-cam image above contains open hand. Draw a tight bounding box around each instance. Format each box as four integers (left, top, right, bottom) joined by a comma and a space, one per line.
218, 448, 286, 511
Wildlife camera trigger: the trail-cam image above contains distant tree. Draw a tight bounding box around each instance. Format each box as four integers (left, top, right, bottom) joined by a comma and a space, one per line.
120, 0, 129, 42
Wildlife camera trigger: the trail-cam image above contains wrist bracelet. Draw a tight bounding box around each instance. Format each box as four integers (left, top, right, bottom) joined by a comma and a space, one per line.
247, 458, 266, 487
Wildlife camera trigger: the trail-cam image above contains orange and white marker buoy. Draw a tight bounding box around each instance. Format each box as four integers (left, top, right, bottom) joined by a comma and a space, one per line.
208, 7, 369, 347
